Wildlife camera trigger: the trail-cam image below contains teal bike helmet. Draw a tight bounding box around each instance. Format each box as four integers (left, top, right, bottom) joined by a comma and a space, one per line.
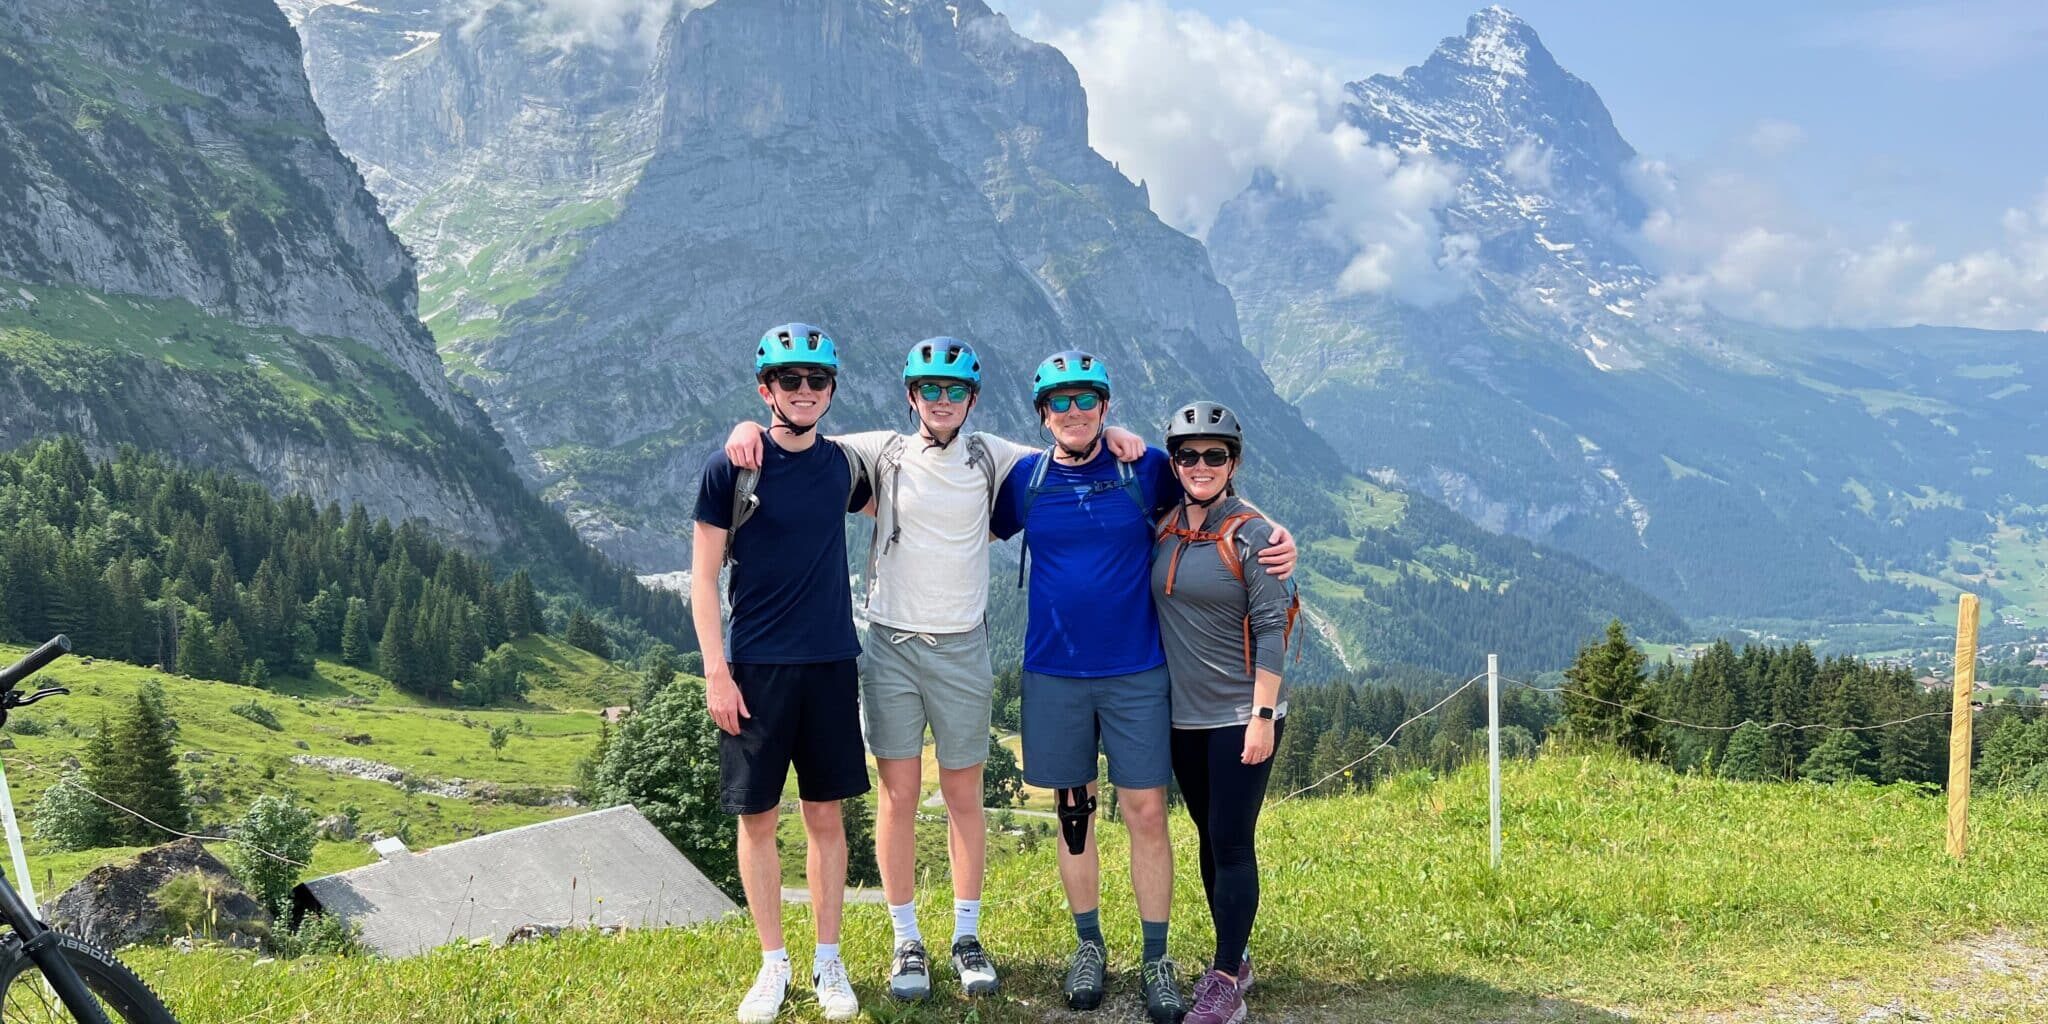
903, 337, 982, 387
1031, 350, 1111, 403
755, 323, 839, 377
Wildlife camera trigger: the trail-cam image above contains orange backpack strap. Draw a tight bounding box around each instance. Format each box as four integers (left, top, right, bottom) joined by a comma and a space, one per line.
1210, 511, 1264, 582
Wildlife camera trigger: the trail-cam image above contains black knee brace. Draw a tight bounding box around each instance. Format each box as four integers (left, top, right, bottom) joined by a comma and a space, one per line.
1056, 785, 1096, 855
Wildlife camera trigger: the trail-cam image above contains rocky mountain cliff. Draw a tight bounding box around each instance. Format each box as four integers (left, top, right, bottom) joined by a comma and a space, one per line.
0, 0, 521, 543
1209, 7, 2048, 627
297, 0, 1682, 672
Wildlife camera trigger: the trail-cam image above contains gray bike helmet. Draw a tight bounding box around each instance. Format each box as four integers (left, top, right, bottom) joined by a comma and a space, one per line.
1165, 401, 1243, 455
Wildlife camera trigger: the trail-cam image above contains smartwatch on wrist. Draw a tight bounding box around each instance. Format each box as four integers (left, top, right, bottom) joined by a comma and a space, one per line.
1252, 705, 1277, 721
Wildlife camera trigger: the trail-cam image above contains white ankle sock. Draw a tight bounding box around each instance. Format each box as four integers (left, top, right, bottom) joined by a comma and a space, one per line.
888, 901, 920, 946
952, 898, 981, 943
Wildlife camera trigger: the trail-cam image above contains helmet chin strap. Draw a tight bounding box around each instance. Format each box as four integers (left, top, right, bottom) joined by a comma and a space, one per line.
770, 395, 818, 436
1184, 466, 1235, 508
1054, 426, 1103, 463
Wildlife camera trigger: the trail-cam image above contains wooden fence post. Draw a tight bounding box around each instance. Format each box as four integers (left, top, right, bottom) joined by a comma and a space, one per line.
1947, 593, 1980, 861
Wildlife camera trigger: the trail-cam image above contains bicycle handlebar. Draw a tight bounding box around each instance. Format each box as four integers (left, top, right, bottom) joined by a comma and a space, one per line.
0, 635, 70, 692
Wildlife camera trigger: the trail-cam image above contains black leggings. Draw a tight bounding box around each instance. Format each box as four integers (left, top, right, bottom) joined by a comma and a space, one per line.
1170, 721, 1283, 975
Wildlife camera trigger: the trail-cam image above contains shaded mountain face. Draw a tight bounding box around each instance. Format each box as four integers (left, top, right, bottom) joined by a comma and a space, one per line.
0, 0, 525, 543
297, 0, 1682, 673
1209, 6, 2048, 625
305, 0, 1343, 566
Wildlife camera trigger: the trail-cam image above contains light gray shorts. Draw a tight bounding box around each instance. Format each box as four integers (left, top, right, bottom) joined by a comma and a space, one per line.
858, 622, 994, 770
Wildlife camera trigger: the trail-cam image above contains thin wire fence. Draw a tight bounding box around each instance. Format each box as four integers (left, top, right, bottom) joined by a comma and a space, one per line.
1275, 672, 1486, 802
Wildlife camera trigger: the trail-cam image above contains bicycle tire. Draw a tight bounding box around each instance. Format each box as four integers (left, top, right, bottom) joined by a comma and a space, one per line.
0, 933, 178, 1024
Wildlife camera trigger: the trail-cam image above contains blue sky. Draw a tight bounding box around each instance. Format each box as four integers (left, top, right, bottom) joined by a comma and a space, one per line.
993, 0, 2048, 256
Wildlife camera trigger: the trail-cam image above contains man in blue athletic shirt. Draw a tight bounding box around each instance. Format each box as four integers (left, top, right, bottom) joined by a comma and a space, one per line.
692, 323, 873, 1024
989, 350, 1296, 1023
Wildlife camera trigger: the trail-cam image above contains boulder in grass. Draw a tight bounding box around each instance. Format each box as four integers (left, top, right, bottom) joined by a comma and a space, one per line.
42, 839, 272, 950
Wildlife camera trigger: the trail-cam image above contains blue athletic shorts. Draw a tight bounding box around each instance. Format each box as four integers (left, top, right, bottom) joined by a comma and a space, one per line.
1019, 666, 1173, 790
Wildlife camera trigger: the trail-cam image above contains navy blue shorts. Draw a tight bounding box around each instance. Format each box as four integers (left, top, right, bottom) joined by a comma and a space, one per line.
1019, 666, 1173, 790
719, 659, 870, 815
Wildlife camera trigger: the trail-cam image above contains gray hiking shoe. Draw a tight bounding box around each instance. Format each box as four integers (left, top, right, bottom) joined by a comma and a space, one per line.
887, 939, 931, 1001
1142, 956, 1188, 1024
1062, 938, 1107, 1010
950, 935, 1000, 996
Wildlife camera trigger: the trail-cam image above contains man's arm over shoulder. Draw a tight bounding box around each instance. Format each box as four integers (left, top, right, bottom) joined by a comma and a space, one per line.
1237, 517, 1295, 674
971, 431, 1039, 483
694, 448, 739, 528
834, 429, 897, 483
989, 457, 1035, 541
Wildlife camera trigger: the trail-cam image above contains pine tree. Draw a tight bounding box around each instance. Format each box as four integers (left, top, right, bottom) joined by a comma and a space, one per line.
214, 619, 247, 683
566, 608, 611, 659
104, 684, 190, 842
175, 611, 213, 680
378, 606, 414, 691
340, 597, 371, 667
1560, 620, 1656, 759
1719, 722, 1776, 781
640, 643, 677, 705
1800, 730, 1870, 784
841, 794, 881, 888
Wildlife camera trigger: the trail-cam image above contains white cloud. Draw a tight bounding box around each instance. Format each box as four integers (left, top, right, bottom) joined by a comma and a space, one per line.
1503, 138, 1555, 189
1744, 119, 1805, 157
1043, 0, 1472, 305
1632, 163, 2048, 331
461, 0, 707, 53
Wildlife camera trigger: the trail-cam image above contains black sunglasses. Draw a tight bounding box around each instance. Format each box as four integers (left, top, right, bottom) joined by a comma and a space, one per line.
771, 370, 835, 392
1171, 448, 1234, 468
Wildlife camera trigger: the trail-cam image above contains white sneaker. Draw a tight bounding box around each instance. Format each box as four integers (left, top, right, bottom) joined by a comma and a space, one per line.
737, 958, 790, 1024
813, 957, 859, 1021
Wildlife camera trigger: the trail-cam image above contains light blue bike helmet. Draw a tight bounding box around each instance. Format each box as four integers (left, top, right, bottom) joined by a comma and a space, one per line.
755, 323, 839, 376
903, 337, 982, 387
1031, 350, 1111, 403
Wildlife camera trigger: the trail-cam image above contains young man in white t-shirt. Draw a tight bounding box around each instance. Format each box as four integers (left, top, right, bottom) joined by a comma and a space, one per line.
724, 337, 1141, 1001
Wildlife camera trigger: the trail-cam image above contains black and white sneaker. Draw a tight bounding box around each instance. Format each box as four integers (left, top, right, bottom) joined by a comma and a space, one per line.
1063, 938, 1107, 1010
950, 935, 1000, 996
888, 939, 931, 1001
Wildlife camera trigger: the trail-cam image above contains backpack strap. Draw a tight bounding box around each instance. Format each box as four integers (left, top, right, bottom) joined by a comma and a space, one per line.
965, 434, 998, 516
863, 434, 909, 608
1114, 457, 1146, 514
1017, 447, 1057, 588
1017, 447, 1150, 588
724, 466, 762, 567
1155, 508, 1299, 674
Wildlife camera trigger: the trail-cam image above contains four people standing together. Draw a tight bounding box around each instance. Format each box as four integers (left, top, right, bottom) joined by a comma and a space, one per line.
693, 324, 1300, 1024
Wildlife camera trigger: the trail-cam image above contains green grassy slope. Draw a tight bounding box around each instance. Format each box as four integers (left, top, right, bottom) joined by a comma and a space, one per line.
105, 752, 2048, 1022
0, 638, 624, 895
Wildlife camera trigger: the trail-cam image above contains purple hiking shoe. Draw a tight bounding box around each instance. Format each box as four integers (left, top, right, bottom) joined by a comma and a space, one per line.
1185, 969, 1245, 1024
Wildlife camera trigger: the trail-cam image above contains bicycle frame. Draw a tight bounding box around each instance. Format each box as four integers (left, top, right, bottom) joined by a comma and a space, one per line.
0, 636, 115, 1024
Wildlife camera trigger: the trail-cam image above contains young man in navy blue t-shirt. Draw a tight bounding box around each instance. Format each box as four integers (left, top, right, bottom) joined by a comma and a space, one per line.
692, 323, 873, 1024
990, 351, 1295, 1022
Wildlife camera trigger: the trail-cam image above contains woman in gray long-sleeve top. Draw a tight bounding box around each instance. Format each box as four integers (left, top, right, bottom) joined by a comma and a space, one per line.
1150, 401, 1297, 1024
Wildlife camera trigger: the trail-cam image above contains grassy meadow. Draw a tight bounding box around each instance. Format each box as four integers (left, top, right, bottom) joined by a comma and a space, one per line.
99, 752, 2048, 1023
